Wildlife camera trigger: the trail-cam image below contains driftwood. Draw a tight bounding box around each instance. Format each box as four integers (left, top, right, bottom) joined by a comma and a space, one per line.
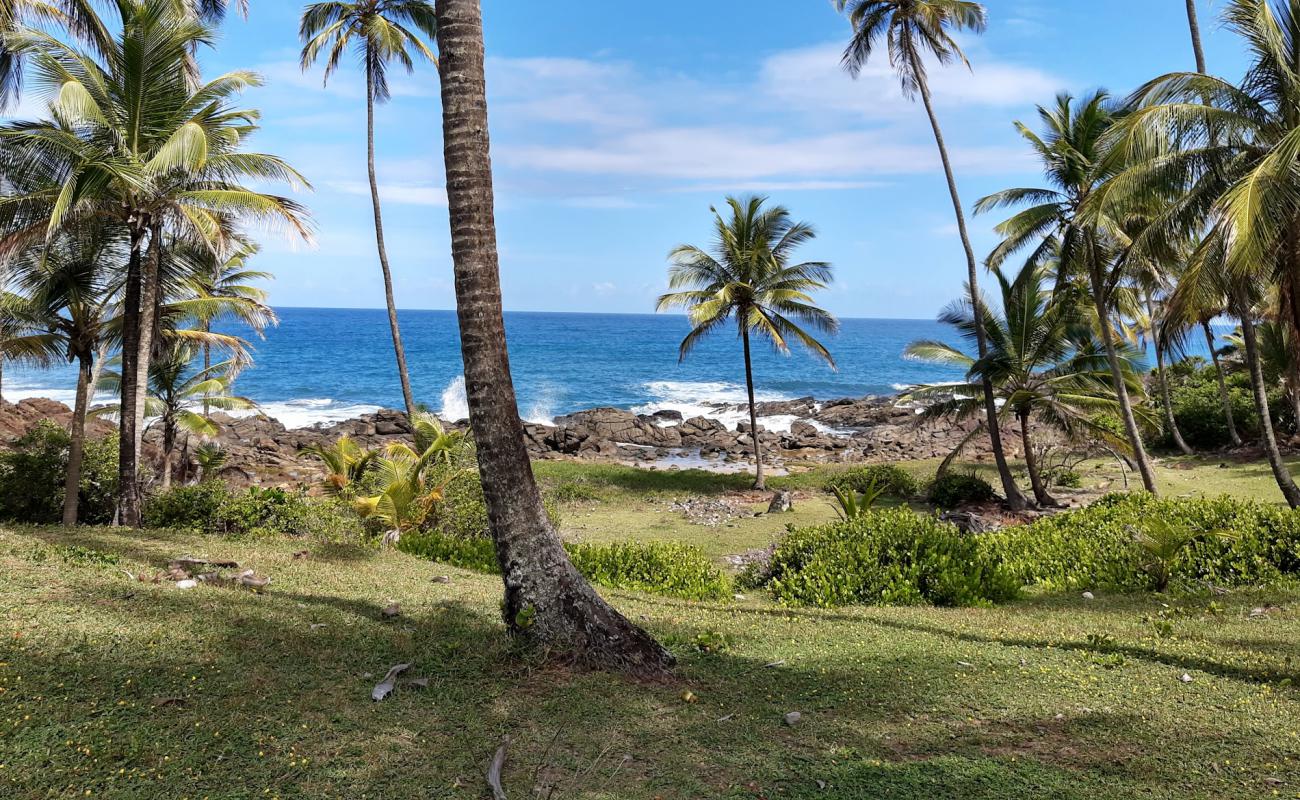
487, 736, 511, 800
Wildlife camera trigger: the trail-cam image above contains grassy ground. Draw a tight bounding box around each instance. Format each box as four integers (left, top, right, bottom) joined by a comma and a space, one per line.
3, 499, 1298, 799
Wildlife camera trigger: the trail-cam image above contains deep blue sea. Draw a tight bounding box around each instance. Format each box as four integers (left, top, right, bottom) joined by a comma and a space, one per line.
5, 308, 1216, 430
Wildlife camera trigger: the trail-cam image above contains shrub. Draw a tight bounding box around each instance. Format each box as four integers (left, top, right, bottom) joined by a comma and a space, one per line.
982, 493, 1300, 592
0, 422, 117, 524
766, 508, 1019, 608
144, 483, 358, 541
566, 540, 731, 600
423, 469, 561, 540
829, 464, 918, 499
927, 472, 996, 508
399, 532, 731, 601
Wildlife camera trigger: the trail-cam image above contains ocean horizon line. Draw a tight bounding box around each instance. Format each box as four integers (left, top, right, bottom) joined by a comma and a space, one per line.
268, 305, 939, 324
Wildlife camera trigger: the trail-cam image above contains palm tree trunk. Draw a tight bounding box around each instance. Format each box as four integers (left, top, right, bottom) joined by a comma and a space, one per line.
366, 59, 417, 421
127, 218, 164, 522
1018, 408, 1055, 506
1185, 0, 1208, 73
61, 355, 93, 527
1155, 343, 1193, 454
1234, 295, 1300, 506
436, 0, 672, 676
1148, 295, 1193, 455
160, 418, 175, 490
1089, 265, 1159, 492
117, 220, 148, 527
202, 325, 211, 418
912, 61, 1029, 511
1202, 319, 1242, 446
741, 325, 765, 490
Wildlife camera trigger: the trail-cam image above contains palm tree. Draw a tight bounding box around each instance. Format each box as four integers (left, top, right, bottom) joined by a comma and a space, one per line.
835, 0, 1029, 510
1, 1, 312, 525
655, 196, 838, 490
0, 0, 108, 108
1134, 263, 1194, 455
5, 223, 118, 525
976, 91, 1162, 493
1093, 0, 1300, 505
904, 260, 1138, 506
98, 341, 255, 489
435, 0, 672, 675
177, 238, 276, 415
303, 434, 375, 494
300, 0, 436, 421
353, 414, 466, 545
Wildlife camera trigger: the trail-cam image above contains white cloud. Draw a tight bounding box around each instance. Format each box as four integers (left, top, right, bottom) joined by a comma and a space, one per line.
330, 180, 448, 207
502, 127, 1030, 180
760, 41, 1062, 119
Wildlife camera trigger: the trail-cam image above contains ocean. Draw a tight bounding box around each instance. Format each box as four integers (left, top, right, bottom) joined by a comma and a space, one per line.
3, 308, 1217, 431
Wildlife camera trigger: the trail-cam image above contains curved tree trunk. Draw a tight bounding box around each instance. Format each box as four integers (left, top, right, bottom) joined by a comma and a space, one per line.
1018, 409, 1056, 507
1202, 319, 1242, 446
1235, 296, 1300, 507
1089, 261, 1159, 493
126, 218, 164, 523
367, 60, 418, 421
912, 59, 1029, 510
1185, 0, 1208, 74
1148, 295, 1193, 455
741, 325, 765, 490
61, 355, 93, 527
436, 0, 673, 676
117, 220, 149, 527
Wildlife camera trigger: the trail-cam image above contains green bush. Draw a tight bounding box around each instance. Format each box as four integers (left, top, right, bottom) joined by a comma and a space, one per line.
766, 508, 1019, 608
566, 540, 731, 600
0, 422, 117, 525
982, 493, 1300, 592
1162, 366, 1259, 448
927, 472, 996, 508
399, 532, 731, 601
144, 483, 358, 541
828, 463, 918, 499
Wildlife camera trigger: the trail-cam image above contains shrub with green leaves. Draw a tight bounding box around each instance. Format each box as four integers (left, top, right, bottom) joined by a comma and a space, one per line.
828, 463, 918, 499
982, 493, 1300, 592
144, 483, 358, 541
766, 508, 1019, 608
0, 422, 117, 525
399, 532, 731, 601
927, 472, 996, 509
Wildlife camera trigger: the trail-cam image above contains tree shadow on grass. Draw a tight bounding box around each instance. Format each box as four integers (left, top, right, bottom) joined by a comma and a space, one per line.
629, 594, 1300, 686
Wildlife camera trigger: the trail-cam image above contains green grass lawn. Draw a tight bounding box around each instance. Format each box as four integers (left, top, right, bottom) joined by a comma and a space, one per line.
2, 516, 1298, 799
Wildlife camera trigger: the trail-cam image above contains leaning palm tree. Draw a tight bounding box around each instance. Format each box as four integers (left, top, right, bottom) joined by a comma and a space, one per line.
436, 0, 673, 675
1090, 0, 1300, 505
300, 0, 436, 421
0, 1, 313, 525
905, 260, 1138, 506
976, 90, 1162, 494
836, 0, 1029, 509
98, 342, 255, 490
656, 196, 838, 490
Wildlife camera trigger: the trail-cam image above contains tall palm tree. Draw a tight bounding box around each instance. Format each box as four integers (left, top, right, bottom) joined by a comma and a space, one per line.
836, 0, 1029, 509
1, 1, 312, 524
5, 223, 118, 524
435, 0, 672, 675
976, 91, 1162, 493
655, 196, 838, 490
1093, 0, 1300, 505
905, 260, 1139, 506
300, 0, 436, 421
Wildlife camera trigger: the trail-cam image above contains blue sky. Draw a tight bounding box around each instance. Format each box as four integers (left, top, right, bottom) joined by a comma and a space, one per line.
28, 1, 1257, 318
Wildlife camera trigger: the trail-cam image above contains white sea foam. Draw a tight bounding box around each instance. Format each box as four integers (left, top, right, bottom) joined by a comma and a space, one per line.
231, 399, 384, 430
439, 376, 469, 421
628, 379, 829, 434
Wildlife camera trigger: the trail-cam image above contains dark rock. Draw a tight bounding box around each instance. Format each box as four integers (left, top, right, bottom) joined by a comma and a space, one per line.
766, 490, 793, 513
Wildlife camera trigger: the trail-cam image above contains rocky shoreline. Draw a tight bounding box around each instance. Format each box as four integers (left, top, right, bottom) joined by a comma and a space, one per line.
0, 393, 1024, 488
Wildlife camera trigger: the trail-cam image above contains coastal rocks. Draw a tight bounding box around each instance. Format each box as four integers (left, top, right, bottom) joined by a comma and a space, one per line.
549, 408, 683, 450
0, 398, 116, 442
